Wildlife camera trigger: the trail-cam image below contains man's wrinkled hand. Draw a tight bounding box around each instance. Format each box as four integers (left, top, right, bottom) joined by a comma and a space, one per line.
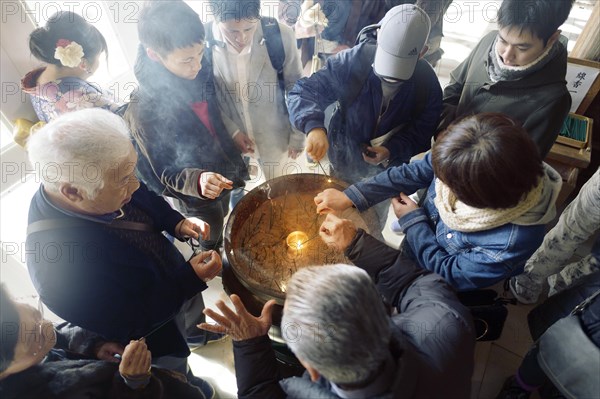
199, 294, 276, 341
95, 341, 124, 362
175, 217, 210, 241
199, 172, 233, 199
319, 214, 358, 251
190, 250, 222, 282
314, 188, 353, 214
119, 339, 151, 379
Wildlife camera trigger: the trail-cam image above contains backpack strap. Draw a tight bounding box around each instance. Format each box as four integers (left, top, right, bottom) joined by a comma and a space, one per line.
411, 59, 431, 118
204, 20, 217, 48
203, 21, 220, 72
260, 16, 286, 92
339, 42, 377, 113
27, 218, 156, 236
342, 23, 381, 111
326, 42, 376, 138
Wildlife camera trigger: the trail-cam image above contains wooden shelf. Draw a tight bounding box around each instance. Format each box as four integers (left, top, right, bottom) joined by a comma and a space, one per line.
546, 140, 592, 169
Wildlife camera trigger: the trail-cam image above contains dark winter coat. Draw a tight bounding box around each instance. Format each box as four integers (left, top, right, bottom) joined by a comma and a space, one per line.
0, 324, 207, 399
26, 183, 205, 358
439, 31, 571, 158
125, 45, 249, 209
287, 42, 442, 183
232, 230, 475, 398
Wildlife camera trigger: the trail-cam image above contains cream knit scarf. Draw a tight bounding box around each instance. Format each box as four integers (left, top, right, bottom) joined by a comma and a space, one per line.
434, 178, 543, 232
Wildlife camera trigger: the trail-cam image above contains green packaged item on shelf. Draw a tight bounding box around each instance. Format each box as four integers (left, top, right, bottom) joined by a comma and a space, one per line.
559, 114, 588, 142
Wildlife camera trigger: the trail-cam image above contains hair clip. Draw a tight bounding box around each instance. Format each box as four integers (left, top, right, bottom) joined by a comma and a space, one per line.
54, 39, 84, 68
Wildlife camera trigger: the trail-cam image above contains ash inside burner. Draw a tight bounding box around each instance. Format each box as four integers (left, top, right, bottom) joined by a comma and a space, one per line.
230, 191, 368, 299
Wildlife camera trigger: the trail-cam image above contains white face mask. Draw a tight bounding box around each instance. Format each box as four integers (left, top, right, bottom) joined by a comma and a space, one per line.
379, 75, 404, 103
380, 76, 403, 83
374, 69, 405, 88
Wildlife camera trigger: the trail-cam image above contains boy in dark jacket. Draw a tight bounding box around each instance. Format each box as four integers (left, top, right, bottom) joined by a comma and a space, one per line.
199, 213, 474, 398
125, 1, 249, 252
439, 0, 574, 157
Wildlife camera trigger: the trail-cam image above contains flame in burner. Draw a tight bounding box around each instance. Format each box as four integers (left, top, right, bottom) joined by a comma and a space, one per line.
286, 231, 308, 250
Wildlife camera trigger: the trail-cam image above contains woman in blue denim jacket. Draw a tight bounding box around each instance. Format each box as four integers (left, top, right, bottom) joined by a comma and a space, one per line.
315, 114, 562, 291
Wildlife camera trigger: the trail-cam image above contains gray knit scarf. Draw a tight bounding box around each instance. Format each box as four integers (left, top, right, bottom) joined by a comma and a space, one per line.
487, 36, 560, 83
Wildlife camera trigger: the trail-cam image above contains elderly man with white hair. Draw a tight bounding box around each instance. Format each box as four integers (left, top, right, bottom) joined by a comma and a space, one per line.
24, 109, 220, 391
200, 214, 475, 398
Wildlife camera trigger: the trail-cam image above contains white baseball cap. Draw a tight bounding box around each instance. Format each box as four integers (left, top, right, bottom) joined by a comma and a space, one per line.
373, 4, 431, 81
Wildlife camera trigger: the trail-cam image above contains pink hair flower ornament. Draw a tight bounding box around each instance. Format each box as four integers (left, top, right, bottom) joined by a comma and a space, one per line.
54, 39, 85, 68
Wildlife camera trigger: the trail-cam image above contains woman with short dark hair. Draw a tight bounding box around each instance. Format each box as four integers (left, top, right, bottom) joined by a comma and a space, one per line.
314, 113, 562, 291
431, 113, 543, 210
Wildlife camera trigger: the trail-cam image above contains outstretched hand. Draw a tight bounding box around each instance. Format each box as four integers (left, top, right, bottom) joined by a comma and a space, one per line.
198, 294, 276, 341
175, 217, 210, 241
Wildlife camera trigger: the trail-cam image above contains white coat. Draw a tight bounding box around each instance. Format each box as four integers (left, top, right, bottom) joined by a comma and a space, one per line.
210, 21, 304, 180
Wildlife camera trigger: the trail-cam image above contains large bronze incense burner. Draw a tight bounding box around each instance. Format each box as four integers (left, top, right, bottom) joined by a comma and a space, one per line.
223, 174, 379, 309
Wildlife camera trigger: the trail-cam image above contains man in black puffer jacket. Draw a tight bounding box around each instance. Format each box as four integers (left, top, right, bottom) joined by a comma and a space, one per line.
200, 214, 475, 398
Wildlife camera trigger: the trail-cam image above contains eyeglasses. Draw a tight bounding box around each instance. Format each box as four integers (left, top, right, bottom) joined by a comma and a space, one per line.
27, 299, 45, 357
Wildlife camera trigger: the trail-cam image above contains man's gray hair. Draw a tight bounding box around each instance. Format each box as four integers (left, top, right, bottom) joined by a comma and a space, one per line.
27, 109, 132, 199
282, 264, 391, 385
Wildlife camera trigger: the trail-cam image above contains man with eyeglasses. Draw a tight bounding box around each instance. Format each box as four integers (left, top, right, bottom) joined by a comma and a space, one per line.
0, 286, 214, 397
24, 109, 220, 395
287, 4, 442, 230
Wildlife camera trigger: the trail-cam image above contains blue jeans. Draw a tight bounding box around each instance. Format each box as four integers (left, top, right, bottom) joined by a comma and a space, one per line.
518, 271, 600, 391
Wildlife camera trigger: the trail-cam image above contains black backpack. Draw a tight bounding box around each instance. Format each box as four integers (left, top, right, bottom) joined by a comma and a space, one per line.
204, 17, 286, 92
